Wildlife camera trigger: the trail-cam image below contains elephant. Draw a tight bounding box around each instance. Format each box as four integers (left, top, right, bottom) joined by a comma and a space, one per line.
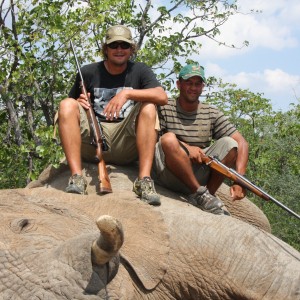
1, 162, 299, 299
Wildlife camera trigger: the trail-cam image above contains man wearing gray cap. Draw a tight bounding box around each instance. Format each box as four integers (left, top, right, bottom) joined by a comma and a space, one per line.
152, 64, 249, 215
58, 25, 168, 205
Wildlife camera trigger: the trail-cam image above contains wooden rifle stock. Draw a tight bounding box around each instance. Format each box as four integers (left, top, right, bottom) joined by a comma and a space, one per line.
70, 41, 112, 194
202, 155, 300, 220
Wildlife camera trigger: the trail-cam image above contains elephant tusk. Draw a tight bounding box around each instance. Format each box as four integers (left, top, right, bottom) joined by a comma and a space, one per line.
91, 215, 124, 265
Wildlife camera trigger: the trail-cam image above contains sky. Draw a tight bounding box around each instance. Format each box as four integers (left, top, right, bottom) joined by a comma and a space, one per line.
192, 0, 300, 112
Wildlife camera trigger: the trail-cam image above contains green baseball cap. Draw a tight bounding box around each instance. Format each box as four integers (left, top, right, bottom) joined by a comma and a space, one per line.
179, 64, 206, 83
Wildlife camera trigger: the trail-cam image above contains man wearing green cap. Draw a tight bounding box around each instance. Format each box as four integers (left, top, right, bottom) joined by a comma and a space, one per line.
152, 64, 249, 215
58, 25, 168, 205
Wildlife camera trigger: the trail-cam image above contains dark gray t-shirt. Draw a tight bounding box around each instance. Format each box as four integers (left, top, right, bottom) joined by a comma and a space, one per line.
69, 61, 161, 122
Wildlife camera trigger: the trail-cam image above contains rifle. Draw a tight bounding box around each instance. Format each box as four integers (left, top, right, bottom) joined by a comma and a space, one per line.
202, 155, 300, 220
70, 41, 112, 194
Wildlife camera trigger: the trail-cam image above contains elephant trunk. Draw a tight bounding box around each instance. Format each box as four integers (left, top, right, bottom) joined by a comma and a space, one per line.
91, 215, 124, 265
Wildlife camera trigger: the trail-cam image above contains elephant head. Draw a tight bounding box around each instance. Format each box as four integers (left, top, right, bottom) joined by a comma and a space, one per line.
1, 163, 299, 299
0, 189, 126, 298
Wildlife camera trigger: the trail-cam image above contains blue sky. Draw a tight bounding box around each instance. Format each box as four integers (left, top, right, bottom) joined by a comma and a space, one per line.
194, 0, 300, 112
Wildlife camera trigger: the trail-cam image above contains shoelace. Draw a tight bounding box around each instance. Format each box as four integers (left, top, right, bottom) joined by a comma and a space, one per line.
141, 178, 156, 194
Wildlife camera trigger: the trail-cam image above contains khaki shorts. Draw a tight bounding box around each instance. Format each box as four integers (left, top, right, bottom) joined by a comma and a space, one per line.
80, 103, 160, 165
151, 136, 238, 194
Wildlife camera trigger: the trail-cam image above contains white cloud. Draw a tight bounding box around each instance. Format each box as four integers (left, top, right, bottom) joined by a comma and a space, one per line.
197, 0, 299, 59
280, 2, 300, 24
205, 64, 300, 110
205, 63, 226, 77
226, 68, 300, 96
264, 69, 300, 92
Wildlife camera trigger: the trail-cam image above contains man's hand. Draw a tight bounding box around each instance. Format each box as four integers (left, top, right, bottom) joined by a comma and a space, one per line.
230, 184, 246, 200
103, 89, 129, 121
187, 145, 205, 164
77, 92, 91, 110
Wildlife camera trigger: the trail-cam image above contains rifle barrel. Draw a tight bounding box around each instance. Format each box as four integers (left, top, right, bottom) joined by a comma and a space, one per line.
70, 41, 85, 89
206, 156, 300, 220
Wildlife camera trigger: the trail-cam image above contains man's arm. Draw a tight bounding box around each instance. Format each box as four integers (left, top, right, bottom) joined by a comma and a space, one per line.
119, 86, 168, 105
103, 87, 168, 120
229, 131, 249, 200
230, 131, 249, 176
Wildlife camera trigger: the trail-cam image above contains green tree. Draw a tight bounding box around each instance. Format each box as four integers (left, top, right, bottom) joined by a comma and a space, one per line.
206, 81, 300, 250
0, 0, 244, 187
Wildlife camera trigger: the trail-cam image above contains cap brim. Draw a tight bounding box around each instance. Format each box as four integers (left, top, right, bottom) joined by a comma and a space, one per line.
106, 37, 134, 44
181, 74, 206, 83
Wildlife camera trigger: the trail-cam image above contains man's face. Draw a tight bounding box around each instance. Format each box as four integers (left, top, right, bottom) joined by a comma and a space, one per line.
177, 76, 204, 103
106, 41, 133, 66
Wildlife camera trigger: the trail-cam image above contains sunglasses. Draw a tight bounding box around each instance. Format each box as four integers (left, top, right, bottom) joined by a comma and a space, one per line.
107, 42, 131, 49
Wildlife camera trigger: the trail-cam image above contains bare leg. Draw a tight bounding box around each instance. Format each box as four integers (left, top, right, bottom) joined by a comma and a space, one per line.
207, 147, 237, 195
160, 132, 200, 193
135, 103, 157, 179
58, 98, 83, 175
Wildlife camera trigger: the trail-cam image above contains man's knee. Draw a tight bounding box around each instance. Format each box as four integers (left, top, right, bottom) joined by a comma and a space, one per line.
160, 132, 179, 152
139, 102, 156, 120
58, 98, 80, 120
59, 98, 78, 116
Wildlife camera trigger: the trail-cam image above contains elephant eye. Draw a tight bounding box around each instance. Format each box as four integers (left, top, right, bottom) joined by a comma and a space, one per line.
10, 218, 35, 233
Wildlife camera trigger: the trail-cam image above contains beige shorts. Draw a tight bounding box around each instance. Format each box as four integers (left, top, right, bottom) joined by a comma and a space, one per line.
151, 136, 238, 194
80, 103, 160, 165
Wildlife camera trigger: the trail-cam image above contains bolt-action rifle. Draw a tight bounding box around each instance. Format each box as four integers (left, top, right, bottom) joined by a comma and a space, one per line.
70, 41, 112, 194
202, 155, 300, 220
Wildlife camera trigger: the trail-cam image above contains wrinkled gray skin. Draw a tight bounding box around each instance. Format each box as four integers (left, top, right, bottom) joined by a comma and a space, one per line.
1, 162, 300, 300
